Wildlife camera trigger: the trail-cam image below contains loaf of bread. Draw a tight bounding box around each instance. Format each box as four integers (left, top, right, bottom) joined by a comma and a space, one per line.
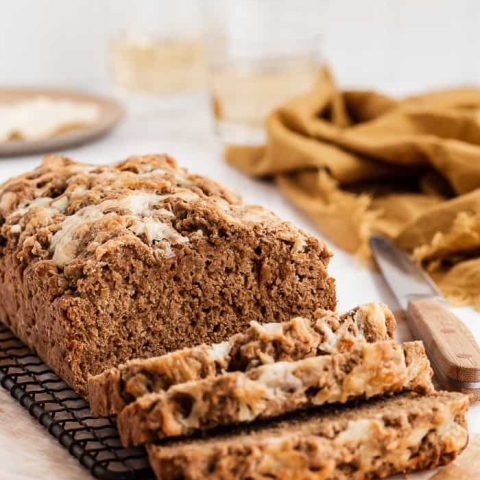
0, 155, 336, 396
117, 341, 433, 446
147, 391, 469, 480
89, 303, 396, 416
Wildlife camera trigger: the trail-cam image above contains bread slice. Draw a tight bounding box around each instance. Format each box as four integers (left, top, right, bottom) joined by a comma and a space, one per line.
0, 155, 336, 397
89, 303, 396, 416
146, 391, 469, 480
117, 341, 432, 446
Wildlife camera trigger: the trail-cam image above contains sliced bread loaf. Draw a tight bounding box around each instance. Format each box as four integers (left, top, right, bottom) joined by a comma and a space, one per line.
0, 155, 336, 396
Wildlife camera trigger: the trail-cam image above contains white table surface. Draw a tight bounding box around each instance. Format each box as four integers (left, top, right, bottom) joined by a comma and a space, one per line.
0, 94, 479, 480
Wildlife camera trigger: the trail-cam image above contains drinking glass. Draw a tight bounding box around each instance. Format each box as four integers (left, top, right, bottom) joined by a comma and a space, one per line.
204, 0, 325, 144
107, 0, 206, 98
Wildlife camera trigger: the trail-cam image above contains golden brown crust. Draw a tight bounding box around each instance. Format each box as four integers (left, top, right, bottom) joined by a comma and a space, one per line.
117, 341, 433, 446
88, 303, 396, 416
147, 392, 469, 480
0, 155, 336, 396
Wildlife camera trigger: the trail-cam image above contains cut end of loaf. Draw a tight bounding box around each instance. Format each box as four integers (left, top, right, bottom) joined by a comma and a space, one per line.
0, 154, 336, 397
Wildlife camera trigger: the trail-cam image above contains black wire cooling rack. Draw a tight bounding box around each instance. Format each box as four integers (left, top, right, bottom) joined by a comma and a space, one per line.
0, 323, 154, 480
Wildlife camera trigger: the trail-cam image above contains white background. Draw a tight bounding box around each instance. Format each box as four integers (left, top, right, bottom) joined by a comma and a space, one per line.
0, 1, 479, 479
0, 0, 479, 94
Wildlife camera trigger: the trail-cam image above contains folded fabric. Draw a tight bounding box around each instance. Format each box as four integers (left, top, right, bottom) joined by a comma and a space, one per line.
226, 69, 480, 309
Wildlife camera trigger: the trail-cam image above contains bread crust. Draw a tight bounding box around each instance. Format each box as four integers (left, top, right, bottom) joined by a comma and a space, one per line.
0, 155, 336, 396
88, 303, 396, 416
147, 392, 469, 480
117, 341, 433, 446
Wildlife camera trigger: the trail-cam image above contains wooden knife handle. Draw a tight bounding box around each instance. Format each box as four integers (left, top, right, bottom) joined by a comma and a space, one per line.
408, 297, 480, 384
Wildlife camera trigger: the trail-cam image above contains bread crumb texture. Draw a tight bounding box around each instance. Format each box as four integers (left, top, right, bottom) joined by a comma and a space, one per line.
147, 391, 469, 480
0, 155, 336, 395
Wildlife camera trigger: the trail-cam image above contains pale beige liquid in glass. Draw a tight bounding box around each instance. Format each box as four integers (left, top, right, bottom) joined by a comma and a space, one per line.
210, 57, 319, 143
111, 36, 206, 95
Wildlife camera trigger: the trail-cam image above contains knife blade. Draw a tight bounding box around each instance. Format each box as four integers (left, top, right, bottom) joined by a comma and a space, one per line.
370, 234, 480, 396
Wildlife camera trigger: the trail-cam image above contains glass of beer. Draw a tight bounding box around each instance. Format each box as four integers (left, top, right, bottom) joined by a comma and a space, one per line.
204, 0, 325, 144
107, 0, 207, 100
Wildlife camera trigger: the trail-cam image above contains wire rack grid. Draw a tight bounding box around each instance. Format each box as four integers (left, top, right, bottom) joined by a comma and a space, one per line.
0, 323, 154, 480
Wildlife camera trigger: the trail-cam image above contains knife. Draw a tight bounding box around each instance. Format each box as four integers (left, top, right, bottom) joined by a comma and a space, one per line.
370, 234, 480, 398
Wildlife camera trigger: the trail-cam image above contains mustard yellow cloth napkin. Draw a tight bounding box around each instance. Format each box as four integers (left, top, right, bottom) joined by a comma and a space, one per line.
226, 69, 480, 309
